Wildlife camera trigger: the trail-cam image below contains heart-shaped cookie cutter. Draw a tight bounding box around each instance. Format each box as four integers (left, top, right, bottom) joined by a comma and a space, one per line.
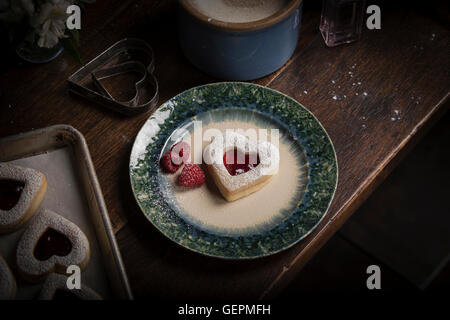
68, 38, 159, 116
91, 61, 148, 108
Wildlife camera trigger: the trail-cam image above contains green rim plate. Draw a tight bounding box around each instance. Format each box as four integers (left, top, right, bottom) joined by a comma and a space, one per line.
129, 82, 338, 259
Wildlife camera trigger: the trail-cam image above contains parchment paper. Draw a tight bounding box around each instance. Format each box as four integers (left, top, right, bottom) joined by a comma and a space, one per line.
0, 147, 111, 299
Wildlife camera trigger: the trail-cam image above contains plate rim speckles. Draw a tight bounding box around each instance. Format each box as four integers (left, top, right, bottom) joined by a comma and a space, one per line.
129, 82, 338, 259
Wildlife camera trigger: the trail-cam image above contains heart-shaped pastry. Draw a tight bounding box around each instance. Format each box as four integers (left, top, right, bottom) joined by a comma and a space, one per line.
0, 163, 47, 234
16, 208, 90, 282
0, 254, 16, 300
38, 273, 102, 300
203, 132, 280, 201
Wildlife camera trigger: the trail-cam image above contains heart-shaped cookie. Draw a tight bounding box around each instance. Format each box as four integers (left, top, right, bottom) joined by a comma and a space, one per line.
0, 164, 47, 234
38, 273, 102, 300
16, 208, 90, 282
0, 254, 16, 300
203, 132, 279, 201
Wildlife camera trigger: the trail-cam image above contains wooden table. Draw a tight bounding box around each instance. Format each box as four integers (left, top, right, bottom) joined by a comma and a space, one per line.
1, 1, 448, 299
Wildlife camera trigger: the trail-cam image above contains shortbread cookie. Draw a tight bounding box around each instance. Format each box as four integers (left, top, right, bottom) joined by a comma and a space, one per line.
0, 163, 47, 233
38, 273, 102, 300
0, 254, 16, 300
203, 132, 279, 201
16, 208, 90, 282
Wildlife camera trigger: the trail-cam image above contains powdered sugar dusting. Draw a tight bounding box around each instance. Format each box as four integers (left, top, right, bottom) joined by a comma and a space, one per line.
204, 132, 280, 192
16, 208, 90, 280
0, 164, 45, 229
391, 109, 401, 121
0, 255, 16, 299
161, 115, 308, 237
38, 273, 102, 300
130, 101, 176, 168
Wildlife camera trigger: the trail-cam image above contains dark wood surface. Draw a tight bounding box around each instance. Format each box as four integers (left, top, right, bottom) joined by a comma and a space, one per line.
341, 111, 450, 289
0, 1, 449, 299
283, 112, 450, 293
280, 233, 416, 294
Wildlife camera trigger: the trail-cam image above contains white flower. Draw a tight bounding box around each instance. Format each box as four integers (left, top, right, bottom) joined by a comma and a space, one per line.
32, 0, 73, 48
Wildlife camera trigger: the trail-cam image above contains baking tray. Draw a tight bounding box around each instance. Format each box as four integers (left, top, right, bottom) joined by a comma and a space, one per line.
0, 125, 132, 300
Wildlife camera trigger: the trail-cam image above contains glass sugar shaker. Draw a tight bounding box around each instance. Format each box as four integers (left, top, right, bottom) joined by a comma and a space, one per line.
320, 0, 366, 47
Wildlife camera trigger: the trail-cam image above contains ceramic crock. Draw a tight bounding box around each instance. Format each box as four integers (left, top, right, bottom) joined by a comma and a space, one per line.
178, 0, 303, 80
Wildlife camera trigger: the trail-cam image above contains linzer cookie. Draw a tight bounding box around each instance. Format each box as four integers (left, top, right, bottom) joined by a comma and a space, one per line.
38, 273, 102, 300
16, 208, 90, 282
203, 132, 280, 201
0, 163, 47, 233
0, 254, 16, 300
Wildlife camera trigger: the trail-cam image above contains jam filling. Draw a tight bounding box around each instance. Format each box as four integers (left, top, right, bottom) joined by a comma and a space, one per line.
0, 179, 25, 211
223, 148, 260, 176
34, 228, 73, 261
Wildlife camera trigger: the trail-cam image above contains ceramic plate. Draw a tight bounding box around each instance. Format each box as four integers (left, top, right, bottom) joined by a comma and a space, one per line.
129, 82, 337, 259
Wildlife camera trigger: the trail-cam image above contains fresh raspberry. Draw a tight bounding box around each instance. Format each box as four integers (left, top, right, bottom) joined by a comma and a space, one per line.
177, 164, 205, 187
160, 151, 180, 173
170, 141, 190, 165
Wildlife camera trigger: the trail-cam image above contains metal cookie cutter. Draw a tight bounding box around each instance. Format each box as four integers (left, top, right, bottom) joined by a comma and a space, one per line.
91, 61, 148, 108
68, 38, 159, 116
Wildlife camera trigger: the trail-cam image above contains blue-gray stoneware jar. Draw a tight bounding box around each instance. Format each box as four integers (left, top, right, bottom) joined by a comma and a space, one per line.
178, 0, 303, 81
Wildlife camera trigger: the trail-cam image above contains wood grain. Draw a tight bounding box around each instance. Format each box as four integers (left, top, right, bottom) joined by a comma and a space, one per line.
0, 0, 449, 299
340, 111, 450, 289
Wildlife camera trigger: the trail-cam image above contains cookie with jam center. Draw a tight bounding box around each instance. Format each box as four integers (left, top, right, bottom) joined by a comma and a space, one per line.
38, 273, 102, 300
0, 163, 47, 234
203, 132, 280, 201
16, 208, 90, 282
